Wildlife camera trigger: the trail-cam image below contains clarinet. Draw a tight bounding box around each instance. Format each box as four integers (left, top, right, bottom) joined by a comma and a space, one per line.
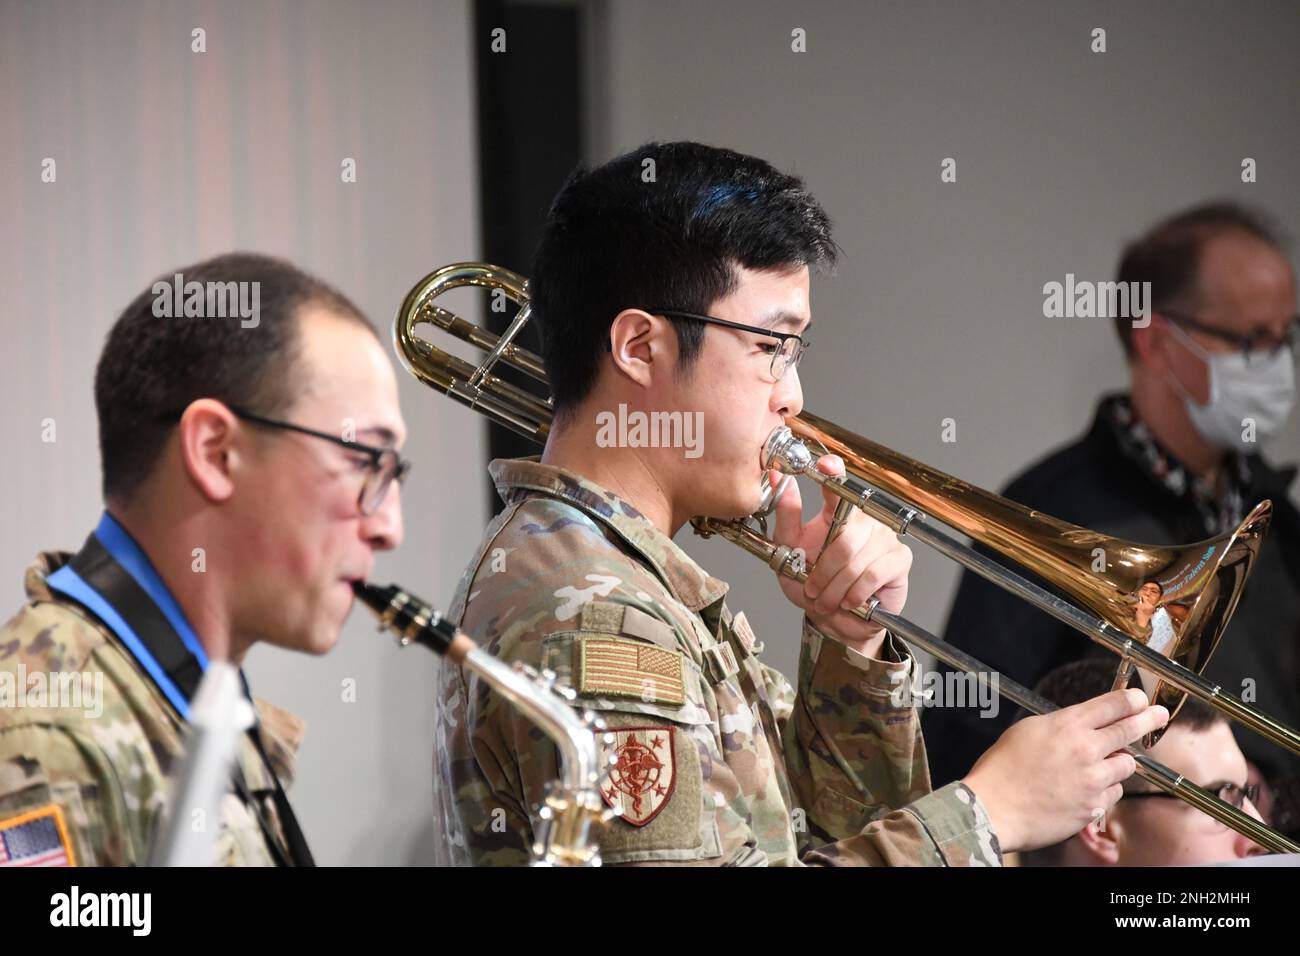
352, 581, 612, 866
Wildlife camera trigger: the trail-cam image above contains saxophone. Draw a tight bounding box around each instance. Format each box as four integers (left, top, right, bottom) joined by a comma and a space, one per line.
352, 581, 612, 866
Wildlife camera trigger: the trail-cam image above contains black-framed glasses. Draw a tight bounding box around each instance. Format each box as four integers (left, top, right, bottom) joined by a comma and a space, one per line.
646, 309, 810, 381
1125, 781, 1260, 812
158, 404, 410, 515
1160, 310, 1300, 366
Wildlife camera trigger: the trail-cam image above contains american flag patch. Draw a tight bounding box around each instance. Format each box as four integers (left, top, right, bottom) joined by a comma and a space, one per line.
0, 805, 74, 867
577, 636, 685, 706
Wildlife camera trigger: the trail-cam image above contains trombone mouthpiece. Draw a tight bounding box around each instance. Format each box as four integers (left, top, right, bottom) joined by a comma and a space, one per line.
351, 580, 459, 656
763, 426, 813, 475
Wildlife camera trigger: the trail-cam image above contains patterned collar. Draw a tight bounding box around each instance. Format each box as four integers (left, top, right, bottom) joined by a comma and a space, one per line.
488, 457, 730, 612
1102, 394, 1252, 535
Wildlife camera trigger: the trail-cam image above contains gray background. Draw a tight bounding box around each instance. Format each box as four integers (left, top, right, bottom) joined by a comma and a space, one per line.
2, 0, 1297, 864
585, 0, 1300, 702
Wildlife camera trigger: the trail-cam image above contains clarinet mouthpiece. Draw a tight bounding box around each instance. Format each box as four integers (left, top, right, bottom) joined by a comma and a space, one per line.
351, 580, 460, 657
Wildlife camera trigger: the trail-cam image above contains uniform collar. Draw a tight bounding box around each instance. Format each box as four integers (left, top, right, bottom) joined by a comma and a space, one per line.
24, 548, 307, 776
489, 457, 729, 612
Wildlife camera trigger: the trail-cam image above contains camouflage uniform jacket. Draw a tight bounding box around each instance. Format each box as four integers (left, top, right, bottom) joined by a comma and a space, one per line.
434, 459, 1003, 866
0, 551, 305, 866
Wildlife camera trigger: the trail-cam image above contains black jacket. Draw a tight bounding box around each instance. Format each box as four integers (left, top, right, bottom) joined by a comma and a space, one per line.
922, 393, 1300, 788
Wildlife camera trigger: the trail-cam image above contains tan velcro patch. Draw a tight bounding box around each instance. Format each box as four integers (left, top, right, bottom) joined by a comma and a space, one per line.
594, 712, 705, 860
617, 605, 680, 650
576, 636, 685, 706
579, 602, 626, 634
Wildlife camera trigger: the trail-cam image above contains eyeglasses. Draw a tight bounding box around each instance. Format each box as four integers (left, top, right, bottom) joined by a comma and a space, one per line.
158, 404, 410, 515
647, 309, 810, 381
1159, 310, 1299, 366
1125, 781, 1260, 811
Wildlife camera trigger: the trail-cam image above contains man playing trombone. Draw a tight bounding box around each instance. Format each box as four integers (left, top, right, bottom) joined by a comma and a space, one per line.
434, 141, 1169, 866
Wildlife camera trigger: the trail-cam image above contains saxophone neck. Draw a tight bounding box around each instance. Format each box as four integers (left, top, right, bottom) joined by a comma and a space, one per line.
353, 580, 611, 865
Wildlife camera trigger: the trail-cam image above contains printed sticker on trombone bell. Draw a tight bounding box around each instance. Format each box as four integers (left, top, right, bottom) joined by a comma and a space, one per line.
1041, 275, 1152, 329
151, 272, 261, 328
595, 404, 704, 459
888, 667, 999, 718
0, 666, 104, 719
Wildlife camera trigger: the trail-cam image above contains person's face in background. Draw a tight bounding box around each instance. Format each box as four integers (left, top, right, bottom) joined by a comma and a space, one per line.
1083, 720, 1268, 865
1155, 231, 1296, 407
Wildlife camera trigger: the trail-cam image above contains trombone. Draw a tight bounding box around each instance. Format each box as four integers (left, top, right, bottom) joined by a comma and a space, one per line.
395, 261, 1300, 854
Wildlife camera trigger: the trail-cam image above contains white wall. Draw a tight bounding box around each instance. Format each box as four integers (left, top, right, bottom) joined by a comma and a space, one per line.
588, 0, 1300, 684
0, 0, 481, 865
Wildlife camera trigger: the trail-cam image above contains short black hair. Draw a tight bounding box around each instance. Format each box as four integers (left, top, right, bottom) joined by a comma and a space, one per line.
1113, 201, 1287, 358
95, 252, 373, 503
530, 141, 837, 417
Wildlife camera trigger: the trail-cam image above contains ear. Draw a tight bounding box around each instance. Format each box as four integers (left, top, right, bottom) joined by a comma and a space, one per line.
1075, 808, 1123, 865
176, 399, 242, 504
1130, 312, 1172, 373
607, 308, 674, 390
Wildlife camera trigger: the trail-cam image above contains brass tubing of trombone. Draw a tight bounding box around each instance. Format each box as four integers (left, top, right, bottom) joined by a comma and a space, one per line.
693, 516, 1300, 855
407, 335, 553, 433
786, 413, 1271, 636
403, 337, 553, 441
788, 465, 1300, 760
871, 594, 1298, 855
394, 265, 552, 440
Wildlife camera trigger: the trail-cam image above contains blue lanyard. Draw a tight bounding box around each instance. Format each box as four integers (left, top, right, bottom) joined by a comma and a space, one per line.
47, 512, 212, 720
46, 516, 315, 866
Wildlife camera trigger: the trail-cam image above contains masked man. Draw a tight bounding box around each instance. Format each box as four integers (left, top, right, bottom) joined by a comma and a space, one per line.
926, 204, 1300, 837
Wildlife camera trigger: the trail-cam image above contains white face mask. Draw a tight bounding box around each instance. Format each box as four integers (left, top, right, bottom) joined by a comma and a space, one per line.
1163, 320, 1296, 452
